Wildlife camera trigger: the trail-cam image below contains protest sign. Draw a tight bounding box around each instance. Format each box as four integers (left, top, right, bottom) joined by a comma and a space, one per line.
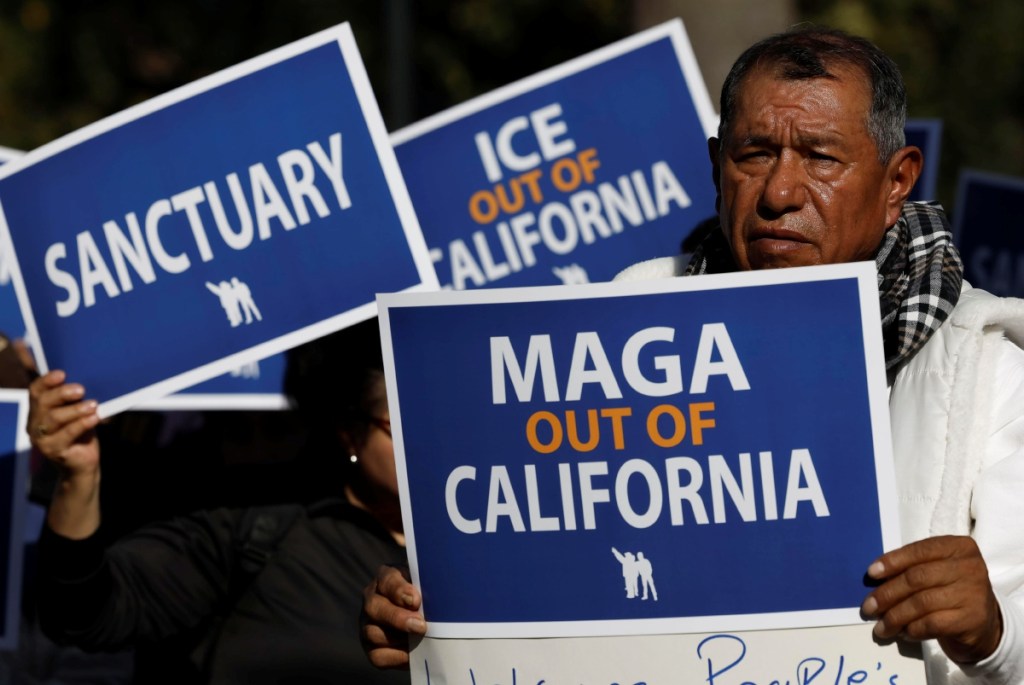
0, 147, 287, 410
905, 118, 943, 202
390, 19, 717, 290
0, 390, 28, 649
380, 262, 922, 681
0, 149, 26, 344
0, 254, 25, 343
410, 624, 925, 685
379, 261, 899, 637
379, 262, 922, 680
953, 169, 1024, 298
0, 23, 437, 417
136, 352, 289, 410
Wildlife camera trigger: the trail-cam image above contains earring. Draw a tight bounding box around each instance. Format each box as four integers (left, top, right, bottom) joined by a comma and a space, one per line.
349, 454, 358, 463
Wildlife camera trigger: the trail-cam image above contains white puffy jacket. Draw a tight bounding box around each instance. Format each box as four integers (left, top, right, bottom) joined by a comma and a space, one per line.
615, 257, 1024, 685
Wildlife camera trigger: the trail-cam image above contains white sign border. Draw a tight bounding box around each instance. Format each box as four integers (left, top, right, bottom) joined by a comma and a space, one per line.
379, 261, 900, 639
136, 392, 290, 411
0, 22, 439, 418
389, 18, 718, 147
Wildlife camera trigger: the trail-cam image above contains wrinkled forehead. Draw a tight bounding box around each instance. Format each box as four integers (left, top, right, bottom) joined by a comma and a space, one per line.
726, 62, 873, 138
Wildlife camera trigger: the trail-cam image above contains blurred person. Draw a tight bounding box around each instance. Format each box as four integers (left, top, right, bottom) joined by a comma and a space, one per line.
29, 319, 409, 685
0, 331, 135, 684
361, 26, 1024, 685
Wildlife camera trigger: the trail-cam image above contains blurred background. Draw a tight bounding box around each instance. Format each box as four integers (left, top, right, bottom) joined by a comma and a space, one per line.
0, 0, 1020, 211
0, 2, 1020, 680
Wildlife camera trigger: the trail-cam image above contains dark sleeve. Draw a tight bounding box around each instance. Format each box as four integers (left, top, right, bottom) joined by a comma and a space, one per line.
36, 508, 241, 651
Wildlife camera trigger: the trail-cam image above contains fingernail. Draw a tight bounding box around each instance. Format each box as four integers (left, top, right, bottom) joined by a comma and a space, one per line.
867, 561, 885, 578
400, 593, 415, 608
67, 385, 84, 397
83, 414, 100, 427
861, 596, 877, 617
405, 617, 426, 634
81, 400, 98, 413
872, 620, 885, 638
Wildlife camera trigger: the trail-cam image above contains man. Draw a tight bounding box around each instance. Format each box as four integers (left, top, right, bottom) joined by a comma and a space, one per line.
362, 27, 1024, 684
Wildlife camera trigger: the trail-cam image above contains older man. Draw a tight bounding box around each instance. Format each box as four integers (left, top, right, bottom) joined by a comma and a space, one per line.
362, 27, 1024, 684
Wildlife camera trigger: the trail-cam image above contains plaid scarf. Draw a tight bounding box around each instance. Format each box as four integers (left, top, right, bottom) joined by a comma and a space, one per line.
684, 202, 964, 374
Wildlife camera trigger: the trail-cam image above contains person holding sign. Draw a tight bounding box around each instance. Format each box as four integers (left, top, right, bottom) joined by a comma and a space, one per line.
362, 27, 1024, 685
28, 320, 410, 685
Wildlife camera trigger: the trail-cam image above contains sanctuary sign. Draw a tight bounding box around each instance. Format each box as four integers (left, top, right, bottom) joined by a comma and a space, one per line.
0, 23, 435, 416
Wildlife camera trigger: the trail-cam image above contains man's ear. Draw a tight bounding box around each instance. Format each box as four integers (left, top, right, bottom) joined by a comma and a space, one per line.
883, 145, 923, 226
708, 137, 722, 213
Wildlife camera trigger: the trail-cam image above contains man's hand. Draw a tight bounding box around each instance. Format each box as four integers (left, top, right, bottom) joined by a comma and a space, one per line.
862, 535, 1002, 665
362, 565, 426, 669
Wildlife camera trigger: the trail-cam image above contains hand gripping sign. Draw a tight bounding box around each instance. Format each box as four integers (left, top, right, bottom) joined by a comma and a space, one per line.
391, 19, 718, 291
378, 262, 924, 684
0, 23, 436, 417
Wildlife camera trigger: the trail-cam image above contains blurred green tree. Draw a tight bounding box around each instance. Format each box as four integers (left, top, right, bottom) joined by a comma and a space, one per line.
0, 0, 628, 150
799, 0, 1024, 208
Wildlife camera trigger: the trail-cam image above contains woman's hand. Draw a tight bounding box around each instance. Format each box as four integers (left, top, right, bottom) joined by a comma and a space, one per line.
28, 370, 102, 539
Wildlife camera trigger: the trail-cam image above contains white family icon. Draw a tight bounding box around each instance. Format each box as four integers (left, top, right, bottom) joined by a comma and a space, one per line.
611, 547, 658, 601
206, 277, 262, 327
229, 361, 261, 380
552, 263, 590, 285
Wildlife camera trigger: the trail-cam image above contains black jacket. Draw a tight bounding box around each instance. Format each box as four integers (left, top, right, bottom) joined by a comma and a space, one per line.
37, 499, 410, 685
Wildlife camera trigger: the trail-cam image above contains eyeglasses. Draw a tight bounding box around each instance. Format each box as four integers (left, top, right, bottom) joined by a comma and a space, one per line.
369, 416, 391, 438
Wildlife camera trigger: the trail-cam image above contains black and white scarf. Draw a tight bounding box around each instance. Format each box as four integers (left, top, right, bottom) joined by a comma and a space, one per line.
684, 202, 964, 374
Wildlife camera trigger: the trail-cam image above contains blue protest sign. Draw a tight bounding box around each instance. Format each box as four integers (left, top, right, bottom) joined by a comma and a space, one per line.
0, 249, 26, 345
0, 24, 437, 417
0, 150, 26, 344
391, 20, 717, 291
953, 169, 1024, 297
905, 119, 943, 202
380, 262, 899, 638
0, 390, 27, 649
136, 351, 289, 410
0, 147, 286, 410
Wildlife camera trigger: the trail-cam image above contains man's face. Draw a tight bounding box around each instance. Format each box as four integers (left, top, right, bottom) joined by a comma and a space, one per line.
711, 64, 904, 270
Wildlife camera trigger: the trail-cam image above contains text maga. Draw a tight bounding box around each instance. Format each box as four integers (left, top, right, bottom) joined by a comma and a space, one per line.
491, 323, 751, 403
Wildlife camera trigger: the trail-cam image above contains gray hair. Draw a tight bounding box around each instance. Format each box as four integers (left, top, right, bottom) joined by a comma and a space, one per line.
718, 26, 907, 164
